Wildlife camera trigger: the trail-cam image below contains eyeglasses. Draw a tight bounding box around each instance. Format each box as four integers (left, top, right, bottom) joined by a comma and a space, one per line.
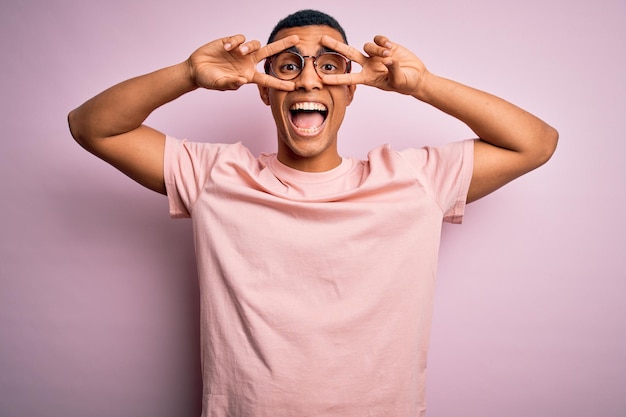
264, 48, 352, 81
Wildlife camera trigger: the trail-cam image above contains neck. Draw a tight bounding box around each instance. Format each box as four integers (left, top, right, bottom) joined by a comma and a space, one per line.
276, 151, 342, 172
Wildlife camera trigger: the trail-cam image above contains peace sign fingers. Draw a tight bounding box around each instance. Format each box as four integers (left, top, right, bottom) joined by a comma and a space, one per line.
253, 35, 299, 62
320, 35, 391, 88
320, 35, 368, 66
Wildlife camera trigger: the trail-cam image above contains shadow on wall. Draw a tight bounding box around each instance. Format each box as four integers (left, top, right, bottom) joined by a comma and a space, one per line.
31, 176, 204, 416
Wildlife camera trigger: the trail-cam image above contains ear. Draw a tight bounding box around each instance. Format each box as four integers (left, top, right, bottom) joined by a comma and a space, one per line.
346, 84, 356, 106
258, 85, 270, 105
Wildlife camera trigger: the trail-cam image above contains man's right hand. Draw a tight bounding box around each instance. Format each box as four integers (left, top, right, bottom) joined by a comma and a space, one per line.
68, 33, 303, 195
187, 34, 300, 92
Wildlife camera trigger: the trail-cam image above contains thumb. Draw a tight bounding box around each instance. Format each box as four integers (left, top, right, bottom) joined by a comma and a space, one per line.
212, 75, 247, 91
384, 58, 405, 88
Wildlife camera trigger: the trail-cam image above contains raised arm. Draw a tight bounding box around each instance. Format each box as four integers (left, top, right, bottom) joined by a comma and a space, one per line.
321, 35, 558, 203
68, 34, 299, 194
68, 63, 193, 194
413, 72, 558, 203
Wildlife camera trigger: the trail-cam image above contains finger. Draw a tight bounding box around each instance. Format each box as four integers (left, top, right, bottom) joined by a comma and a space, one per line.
223, 34, 246, 51
212, 75, 248, 91
383, 58, 405, 87
252, 72, 295, 91
255, 35, 299, 61
238, 39, 261, 55
373, 35, 393, 49
320, 35, 368, 65
363, 41, 392, 58
320, 71, 366, 86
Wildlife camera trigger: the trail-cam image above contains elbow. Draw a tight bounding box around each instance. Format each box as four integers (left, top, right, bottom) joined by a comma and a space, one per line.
67, 108, 91, 150
540, 125, 559, 165
67, 109, 81, 144
531, 124, 559, 169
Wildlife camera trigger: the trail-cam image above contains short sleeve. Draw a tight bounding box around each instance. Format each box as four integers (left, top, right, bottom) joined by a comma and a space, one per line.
163, 136, 224, 218
399, 139, 474, 224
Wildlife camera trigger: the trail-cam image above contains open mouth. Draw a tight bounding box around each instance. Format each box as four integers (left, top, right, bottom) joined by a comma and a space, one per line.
289, 102, 328, 135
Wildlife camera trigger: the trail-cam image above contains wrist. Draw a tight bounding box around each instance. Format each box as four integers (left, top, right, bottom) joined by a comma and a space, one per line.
178, 60, 200, 92
411, 70, 436, 102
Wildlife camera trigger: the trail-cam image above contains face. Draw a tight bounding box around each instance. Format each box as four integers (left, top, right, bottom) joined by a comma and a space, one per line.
258, 25, 356, 172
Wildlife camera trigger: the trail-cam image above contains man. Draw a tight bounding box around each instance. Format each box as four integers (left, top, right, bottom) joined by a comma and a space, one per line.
68, 9, 557, 417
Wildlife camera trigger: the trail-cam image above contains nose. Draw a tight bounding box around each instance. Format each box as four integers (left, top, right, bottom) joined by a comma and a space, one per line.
294, 57, 323, 91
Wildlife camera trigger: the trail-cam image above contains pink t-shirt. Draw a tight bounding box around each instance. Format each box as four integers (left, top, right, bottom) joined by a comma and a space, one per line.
164, 136, 474, 417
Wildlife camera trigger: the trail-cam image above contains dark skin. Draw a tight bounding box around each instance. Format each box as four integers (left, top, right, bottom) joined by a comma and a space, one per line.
68, 26, 558, 202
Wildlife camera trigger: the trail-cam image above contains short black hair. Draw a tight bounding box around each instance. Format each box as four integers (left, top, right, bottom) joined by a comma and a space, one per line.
267, 9, 348, 44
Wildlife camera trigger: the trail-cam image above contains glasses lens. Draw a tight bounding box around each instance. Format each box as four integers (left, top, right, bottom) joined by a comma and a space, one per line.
270, 52, 302, 80
316, 53, 349, 75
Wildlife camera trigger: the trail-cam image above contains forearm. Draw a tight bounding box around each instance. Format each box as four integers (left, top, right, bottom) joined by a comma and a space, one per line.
414, 72, 557, 156
68, 61, 197, 145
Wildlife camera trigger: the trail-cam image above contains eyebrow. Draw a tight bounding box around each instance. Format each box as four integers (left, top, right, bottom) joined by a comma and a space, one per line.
285, 46, 337, 56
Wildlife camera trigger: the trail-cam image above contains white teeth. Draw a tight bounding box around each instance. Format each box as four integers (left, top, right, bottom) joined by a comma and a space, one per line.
290, 102, 327, 112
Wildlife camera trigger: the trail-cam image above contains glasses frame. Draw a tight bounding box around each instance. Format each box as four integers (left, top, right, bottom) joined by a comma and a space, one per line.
264, 47, 352, 81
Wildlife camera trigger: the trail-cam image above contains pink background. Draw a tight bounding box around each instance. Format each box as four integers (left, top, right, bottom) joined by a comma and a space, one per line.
1, 0, 624, 416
